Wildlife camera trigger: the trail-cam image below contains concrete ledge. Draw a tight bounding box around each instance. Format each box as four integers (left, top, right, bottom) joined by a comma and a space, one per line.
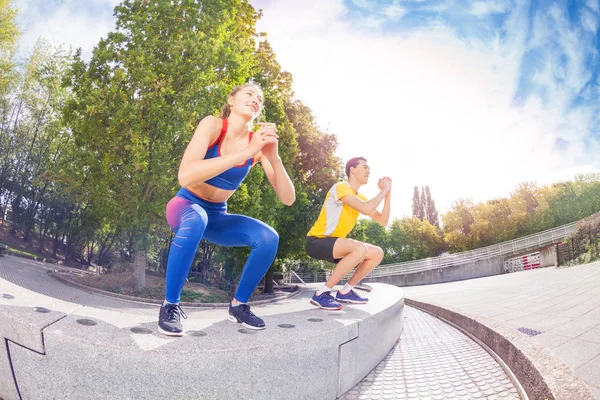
405, 298, 596, 400
0, 306, 66, 400
337, 295, 404, 396
369, 256, 504, 286
0, 283, 404, 400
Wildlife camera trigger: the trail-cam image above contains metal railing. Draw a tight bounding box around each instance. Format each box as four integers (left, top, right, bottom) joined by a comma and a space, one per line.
284, 222, 577, 284
373, 222, 576, 277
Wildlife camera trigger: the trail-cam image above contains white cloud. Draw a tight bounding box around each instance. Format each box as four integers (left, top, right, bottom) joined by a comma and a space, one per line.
252, 0, 599, 218
471, 1, 511, 18
383, 5, 407, 20
251, 0, 346, 36
351, 0, 374, 10
16, 0, 117, 60
581, 8, 600, 32
362, 15, 384, 28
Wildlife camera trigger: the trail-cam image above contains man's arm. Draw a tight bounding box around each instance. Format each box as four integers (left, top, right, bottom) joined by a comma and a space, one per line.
340, 178, 391, 215
369, 188, 391, 226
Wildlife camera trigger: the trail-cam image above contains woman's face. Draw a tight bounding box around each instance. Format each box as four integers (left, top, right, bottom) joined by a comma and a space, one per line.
229, 86, 263, 120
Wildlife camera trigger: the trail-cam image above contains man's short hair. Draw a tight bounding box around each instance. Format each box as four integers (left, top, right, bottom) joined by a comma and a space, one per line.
345, 157, 367, 178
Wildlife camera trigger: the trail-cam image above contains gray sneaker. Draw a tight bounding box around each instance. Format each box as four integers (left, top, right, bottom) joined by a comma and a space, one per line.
228, 304, 266, 330
158, 303, 187, 336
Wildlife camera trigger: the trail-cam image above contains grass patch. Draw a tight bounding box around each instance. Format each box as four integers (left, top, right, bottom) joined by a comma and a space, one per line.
0, 242, 58, 262
72, 271, 231, 304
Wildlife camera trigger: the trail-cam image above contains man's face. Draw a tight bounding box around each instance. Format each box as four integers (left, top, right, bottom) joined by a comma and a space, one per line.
353, 160, 370, 184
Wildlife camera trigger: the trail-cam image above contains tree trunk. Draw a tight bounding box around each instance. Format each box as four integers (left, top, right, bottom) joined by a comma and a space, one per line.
38, 218, 47, 253
131, 221, 150, 290
10, 194, 21, 236
262, 265, 275, 294
87, 240, 96, 264
132, 250, 147, 290
53, 231, 60, 257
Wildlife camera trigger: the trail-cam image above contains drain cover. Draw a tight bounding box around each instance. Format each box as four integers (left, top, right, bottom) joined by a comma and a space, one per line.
277, 324, 295, 328
33, 307, 51, 313
76, 319, 97, 326
188, 330, 207, 337
517, 327, 542, 336
130, 327, 152, 334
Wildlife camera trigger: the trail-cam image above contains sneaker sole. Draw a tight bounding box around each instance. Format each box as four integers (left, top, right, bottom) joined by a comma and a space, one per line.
157, 326, 184, 337
336, 298, 368, 304
309, 299, 343, 310
227, 315, 266, 330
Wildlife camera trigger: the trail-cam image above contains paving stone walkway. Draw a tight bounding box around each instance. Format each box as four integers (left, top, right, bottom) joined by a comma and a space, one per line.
341, 307, 522, 400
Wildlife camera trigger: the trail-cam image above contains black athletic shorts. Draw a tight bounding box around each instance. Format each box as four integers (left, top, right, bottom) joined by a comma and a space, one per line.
305, 236, 341, 264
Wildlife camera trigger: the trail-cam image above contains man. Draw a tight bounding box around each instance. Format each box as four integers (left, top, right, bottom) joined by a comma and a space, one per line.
305, 157, 391, 310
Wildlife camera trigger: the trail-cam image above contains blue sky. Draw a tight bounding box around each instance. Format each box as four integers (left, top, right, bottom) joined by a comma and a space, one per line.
15, 0, 600, 219
332, 0, 600, 153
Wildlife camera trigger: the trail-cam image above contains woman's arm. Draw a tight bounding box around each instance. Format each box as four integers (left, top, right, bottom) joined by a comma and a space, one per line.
178, 116, 257, 187
256, 123, 295, 206
259, 154, 296, 206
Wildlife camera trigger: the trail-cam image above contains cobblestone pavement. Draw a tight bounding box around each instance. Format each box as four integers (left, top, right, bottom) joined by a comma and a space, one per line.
402, 262, 600, 399
340, 307, 522, 400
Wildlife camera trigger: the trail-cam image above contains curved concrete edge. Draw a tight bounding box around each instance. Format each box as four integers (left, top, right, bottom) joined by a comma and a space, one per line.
48, 271, 302, 308
338, 287, 404, 396
405, 298, 596, 400
368, 255, 504, 287
1, 283, 404, 400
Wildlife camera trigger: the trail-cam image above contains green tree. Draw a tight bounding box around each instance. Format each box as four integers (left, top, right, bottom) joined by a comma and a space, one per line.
412, 186, 423, 221
388, 217, 443, 261
0, 0, 19, 99
64, 0, 262, 288
469, 198, 515, 247
0, 0, 19, 219
422, 186, 439, 228
442, 199, 475, 252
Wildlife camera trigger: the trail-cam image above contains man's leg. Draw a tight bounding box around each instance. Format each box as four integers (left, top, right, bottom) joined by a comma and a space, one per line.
347, 243, 384, 285
324, 238, 369, 288
323, 239, 383, 304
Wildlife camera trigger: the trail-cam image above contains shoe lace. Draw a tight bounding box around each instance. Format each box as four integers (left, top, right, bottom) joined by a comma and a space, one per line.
166, 304, 187, 321
321, 291, 335, 301
238, 304, 256, 317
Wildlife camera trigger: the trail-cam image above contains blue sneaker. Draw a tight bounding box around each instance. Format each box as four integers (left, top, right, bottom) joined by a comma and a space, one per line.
336, 289, 368, 304
310, 291, 342, 310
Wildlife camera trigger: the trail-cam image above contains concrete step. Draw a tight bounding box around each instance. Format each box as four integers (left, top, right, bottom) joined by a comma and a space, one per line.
0, 275, 404, 400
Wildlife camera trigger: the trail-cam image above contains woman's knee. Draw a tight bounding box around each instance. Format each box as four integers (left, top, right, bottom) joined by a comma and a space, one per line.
254, 224, 279, 249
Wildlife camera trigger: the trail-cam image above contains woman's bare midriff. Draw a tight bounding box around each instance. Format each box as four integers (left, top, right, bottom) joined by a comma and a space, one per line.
184, 182, 236, 203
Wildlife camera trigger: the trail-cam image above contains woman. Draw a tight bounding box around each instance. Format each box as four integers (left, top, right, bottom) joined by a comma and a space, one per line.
159, 83, 295, 336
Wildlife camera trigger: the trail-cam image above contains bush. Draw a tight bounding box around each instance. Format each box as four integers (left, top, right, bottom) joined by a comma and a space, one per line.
566, 212, 600, 263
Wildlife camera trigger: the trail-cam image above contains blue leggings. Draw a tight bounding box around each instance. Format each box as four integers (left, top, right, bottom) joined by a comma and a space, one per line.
164, 188, 279, 304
